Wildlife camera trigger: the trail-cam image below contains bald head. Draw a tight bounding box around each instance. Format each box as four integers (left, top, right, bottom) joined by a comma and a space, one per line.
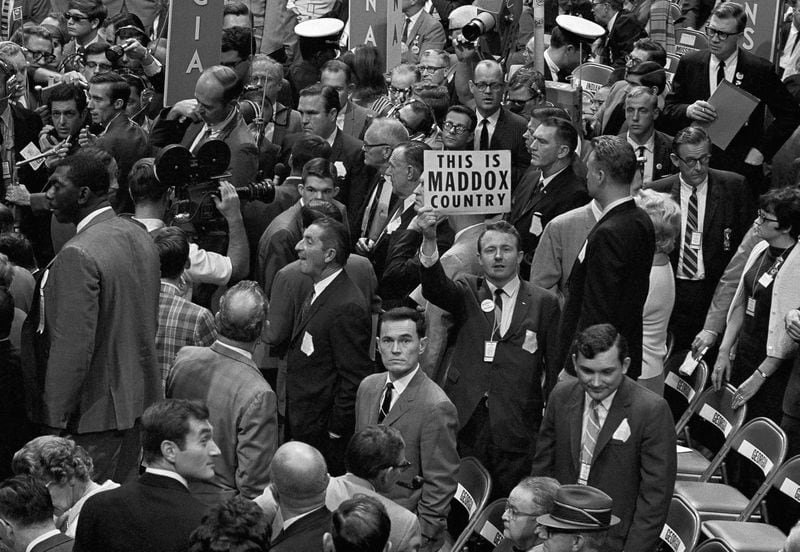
271, 442, 329, 512
216, 281, 267, 344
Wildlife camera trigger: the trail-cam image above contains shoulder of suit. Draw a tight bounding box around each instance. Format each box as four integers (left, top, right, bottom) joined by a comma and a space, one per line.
708, 167, 747, 186
522, 279, 560, 306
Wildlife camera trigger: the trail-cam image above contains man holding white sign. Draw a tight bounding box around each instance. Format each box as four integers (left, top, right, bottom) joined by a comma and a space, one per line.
418, 213, 560, 499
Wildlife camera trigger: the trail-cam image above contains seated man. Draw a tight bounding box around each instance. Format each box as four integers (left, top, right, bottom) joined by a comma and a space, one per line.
324, 496, 391, 552
74, 399, 220, 552
496, 476, 559, 552
535, 485, 621, 552
188, 497, 271, 552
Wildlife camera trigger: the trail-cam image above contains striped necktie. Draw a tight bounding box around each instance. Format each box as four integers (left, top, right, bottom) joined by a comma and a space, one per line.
681, 187, 699, 278
581, 400, 602, 466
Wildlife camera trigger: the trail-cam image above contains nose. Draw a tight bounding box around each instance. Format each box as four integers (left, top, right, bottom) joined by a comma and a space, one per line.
45, 187, 54, 200
295, 239, 304, 253
209, 439, 221, 456
592, 373, 602, 387
391, 340, 402, 354
502, 509, 511, 522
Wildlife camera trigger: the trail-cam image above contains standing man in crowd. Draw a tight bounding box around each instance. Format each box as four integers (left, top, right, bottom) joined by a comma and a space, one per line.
356, 308, 459, 552
558, 136, 654, 380
61, 0, 107, 68
166, 282, 277, 506
321, 60, 373, 139
22, 152, 160, 484
400, 0, 446, 64
622, 86, 676, 187
533, 324, 676, 552
0, 475, 73, 552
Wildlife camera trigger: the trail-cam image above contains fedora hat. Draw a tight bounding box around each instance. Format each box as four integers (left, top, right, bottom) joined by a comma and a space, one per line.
536, 485, 620, 532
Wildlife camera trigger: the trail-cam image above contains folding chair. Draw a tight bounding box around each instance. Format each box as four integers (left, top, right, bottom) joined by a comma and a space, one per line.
449, 499, 506, 552
699, 455, 800, 551
674, 417, 788, 523
676, 384, 746, 482
675, 28, 709, 56
446, 457, 492, 543
663, 350, 708, 436
693, 539, 736, 552
658, 495, 701, 552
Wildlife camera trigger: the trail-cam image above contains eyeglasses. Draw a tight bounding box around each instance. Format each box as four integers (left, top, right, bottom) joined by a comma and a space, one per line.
418, 65, 445, 75
443, 121, 470, 135
472, 81, 504, 92
220, 59, 245, 69
378, 459, 413, 471
757, 210, 780, 223
84, 61, 113, 71
362, 142, 390, 151
704, 25, 741, 40
673, 153, 711, 167
24, 49, 57, 64
505, 97, 535, 107
625, 54, 643, 66
592, 1, 608, 6
503, 500, 540, 521
64, 12, 90, 21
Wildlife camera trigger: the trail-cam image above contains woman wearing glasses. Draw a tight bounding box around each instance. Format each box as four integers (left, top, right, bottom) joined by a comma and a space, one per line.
711, 187, 800, 425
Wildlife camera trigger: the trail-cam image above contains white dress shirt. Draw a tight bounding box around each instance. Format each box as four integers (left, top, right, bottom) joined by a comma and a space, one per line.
473, 108, 501, 150
627, 131, 655, 184
382, 365, 419, 411
486, 276, 521, 337
312, 268, 343, 302
709, 50, 738, 94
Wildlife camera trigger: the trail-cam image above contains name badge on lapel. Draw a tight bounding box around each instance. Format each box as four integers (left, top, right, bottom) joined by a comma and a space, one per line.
522, 330, 538, 354
577, 241, 587, 263
530, 213, 543, 236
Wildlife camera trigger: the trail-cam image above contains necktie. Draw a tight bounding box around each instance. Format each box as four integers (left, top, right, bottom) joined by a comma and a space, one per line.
494, 288, 504, 335
401, 17, 411, 43
716, 59, 726, 87
581, 400, 602, 467
299, 290, 315, 325
682, 187, 699, 278
378, 382, 394, 423
533, 176, 545, 196
636, 145, 647, 179
479, 118, 489, 149
191, 127, 213, 155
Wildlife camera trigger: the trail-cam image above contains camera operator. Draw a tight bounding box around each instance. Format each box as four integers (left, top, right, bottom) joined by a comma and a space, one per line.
130, 158, 250, 290
109, 14, 164, 93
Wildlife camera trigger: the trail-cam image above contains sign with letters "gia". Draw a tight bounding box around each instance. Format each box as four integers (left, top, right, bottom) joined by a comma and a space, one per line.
165, 0, 224, 105
423, 150, 511, 215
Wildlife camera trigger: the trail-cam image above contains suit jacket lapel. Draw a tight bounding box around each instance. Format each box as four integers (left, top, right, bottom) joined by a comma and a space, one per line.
365, 377, 384, 426
703, 171, 721, 235
593, 378, 632, 458
502, 282, 533, 341
699, 51, 712, 99
383, 369, 424, 425
568, 385, 584, 474
292, 271, 346, 340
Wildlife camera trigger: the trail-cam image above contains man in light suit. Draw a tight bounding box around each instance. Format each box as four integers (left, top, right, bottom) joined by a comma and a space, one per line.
287, 217, 375, 475
21, 152, 160, 484
75, 399, 220, 552
149, 65, 258, 188
509, 117, 590, 280
648, 126, 754, 350
355, 307, 459, 552
471, 60, 531, 188
321, 60, 374, 140
662, 2, 800, 193
326, 426, 421, 552
0, 475, 74, 552
418, 215, 560, 500
558, 136, 654, 380
530, 200, 600, 305
532, 324, 676, 552
166, 282, 278, 506
400, 0, 446, 64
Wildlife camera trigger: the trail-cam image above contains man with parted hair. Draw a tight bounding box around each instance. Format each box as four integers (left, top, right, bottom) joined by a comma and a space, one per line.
543, 25, 590, 82
620, 85, 676, 187
0, 475, 73, 552
268, 442, 332, 552
166, 281, 277, 506
441, 105, 476, 151
74, 399, 220, 552
61, 0, 107, 71
150, 65, 258, 189
495, 476, 560, 552
324, 496, 392, 552
557, 135, 655, 380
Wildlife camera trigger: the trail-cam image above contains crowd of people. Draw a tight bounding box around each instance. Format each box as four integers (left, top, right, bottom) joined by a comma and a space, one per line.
2, 0, 800, 551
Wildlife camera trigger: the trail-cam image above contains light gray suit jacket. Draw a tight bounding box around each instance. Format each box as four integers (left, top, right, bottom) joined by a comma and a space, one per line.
355, 369, 459, 542
326, 474, 421, 552
341, 101, 373, 140
530, 202, 597, 305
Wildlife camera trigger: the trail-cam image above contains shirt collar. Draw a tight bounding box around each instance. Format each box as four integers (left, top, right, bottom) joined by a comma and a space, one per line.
541, 165, 569, 187
160, 280, 182, 296
405, 8, 424, 31
215, 339, 253, 360
25, 529, 62, 552
679, 174, 709, 192
487, 275, 521, 298
314, 268, 343, 299
134, 217, 165, 232
202, 106, 238, 135
585, 390, 617, 411
711, 49, 738, 71
543, 49, 560, 78
76, 205, 113, 233
454, 222, 484, 243
626, 130, 655, 151
590, 199, 603, 221
600, 196, 633, 219
283, 508, 319, 530
386, 365, 419, 395
607, 11, 618, 31
145, 467, 189, 488
475, 108, 501, 125
325, 126, 338, 146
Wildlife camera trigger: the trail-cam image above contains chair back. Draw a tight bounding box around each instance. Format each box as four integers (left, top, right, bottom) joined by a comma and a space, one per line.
447, 457, 492, 541
666, 351, 708, 433
449, 499, 506, 552
675, 28, 709, 56
657, 495, 701, 552
773, 455, 800, 505
694, 539, 735, 552
681, 384, 745, 454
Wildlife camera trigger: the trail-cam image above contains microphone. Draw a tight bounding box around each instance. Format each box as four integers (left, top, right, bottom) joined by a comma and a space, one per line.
396, 476, 428, 490
273, 163, 289, 186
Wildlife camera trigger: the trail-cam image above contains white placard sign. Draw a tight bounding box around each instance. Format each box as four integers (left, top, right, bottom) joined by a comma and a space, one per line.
423, 150, 512, 215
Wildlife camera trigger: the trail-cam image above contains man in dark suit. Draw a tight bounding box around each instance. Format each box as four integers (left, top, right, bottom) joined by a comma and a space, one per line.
532, 324, 676, 552
400, 0, 447, 64
0, 475, 73, 552
558, 136, 654, 380
166, 282, 278, 506
542, 26, 589, 83
662, 2, 800, 194
510, 117, 590, 280
778, 0, 800, 78
321, 60, 374, 140
591, 0, 646, 70
149, 65, 258, 189
21, 152, 160, 484
268, 442, 332, 552
355, 308, 459, 552
621, 86, 675, 188
286, 216, 375, 474
418, 215, 561, 499
648, 126, 753, 350
471, 60, 531, 189
281, 84, 368, 215
496, 476, 559, 552
74, 399, 220, 552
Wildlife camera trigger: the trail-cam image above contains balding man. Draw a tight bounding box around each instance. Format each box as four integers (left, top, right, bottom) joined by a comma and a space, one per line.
268, 442, 332, 552
150, 65, 258, 188
470, 60, 530, 188
166, 281, 278, 506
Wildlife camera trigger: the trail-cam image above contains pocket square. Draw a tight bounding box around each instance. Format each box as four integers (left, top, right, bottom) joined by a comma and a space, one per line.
612, 418, 631, 442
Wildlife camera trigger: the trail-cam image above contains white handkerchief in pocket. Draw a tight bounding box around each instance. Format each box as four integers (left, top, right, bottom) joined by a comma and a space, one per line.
612, 418, 631, 442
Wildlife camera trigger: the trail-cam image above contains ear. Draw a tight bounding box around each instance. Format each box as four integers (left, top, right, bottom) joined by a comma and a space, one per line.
557, 144, 571, 159
113, 98, 125, 111
333, 186, 340, 198
622, 356, 631, 375
297, 183, 304, 195
419, 336, 428, 354
76, 186, 92, 206
322, 533, 335, 552
669, 152, 680, 169
161, 439, 179, 463
90, 18, 100, 30
328, 108, 339, 122
323, 247, 337, 264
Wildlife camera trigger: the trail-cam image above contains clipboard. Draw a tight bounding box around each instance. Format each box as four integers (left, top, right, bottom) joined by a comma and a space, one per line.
706, 80, 760, 150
